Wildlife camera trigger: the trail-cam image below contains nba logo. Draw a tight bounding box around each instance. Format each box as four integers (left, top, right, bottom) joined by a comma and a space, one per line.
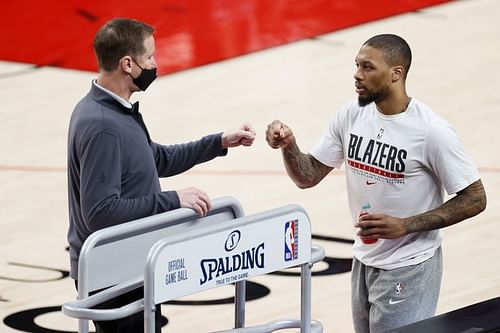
284, 220, 298, 261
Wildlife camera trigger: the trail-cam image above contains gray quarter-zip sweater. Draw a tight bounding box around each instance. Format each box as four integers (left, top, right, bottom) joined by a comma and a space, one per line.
67, 83, 227, 278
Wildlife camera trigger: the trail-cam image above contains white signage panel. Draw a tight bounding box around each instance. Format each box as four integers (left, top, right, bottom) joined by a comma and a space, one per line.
153, 211, 311, 303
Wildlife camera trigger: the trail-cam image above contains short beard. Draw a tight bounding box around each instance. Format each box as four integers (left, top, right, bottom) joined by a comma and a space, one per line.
358, 86, 388, 107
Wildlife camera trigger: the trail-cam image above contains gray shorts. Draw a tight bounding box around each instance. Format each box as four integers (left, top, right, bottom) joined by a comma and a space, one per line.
351, 247, 442, 333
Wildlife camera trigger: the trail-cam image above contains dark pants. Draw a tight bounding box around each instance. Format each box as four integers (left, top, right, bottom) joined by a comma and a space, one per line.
74, 280, 162, 333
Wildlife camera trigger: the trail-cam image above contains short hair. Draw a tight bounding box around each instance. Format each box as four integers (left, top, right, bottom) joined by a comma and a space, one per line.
93, 18, 155, 72
363, 34, 412, 78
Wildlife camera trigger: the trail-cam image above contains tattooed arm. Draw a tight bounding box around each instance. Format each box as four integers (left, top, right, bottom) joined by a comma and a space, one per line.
281, 141, 333, 188
266, 120, 333, 188
405, 179, 487, 233
356, 179, 487, 240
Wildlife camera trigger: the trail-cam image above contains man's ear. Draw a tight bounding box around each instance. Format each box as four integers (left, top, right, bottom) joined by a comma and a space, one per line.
120, 56, 133, 74
392, 65, 404, 82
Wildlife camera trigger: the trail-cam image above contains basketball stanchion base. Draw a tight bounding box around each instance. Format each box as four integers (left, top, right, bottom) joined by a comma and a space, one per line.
63, 199, 326, 333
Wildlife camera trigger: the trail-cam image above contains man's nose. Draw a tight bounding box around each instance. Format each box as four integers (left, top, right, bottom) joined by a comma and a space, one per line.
354, 68, 363, 81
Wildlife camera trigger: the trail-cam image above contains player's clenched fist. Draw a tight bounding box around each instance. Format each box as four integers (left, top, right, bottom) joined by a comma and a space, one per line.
265, 120, 295, 149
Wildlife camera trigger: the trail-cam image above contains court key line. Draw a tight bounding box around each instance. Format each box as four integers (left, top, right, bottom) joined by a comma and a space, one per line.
0, 164, 289, 176
1, 164, 500, 175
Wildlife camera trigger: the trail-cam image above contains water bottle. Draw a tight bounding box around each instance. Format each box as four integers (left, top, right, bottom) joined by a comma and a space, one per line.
359, 203, 377, 244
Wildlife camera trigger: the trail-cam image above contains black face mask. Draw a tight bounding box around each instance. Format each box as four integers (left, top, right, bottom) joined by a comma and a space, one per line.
130, 58, 157, 91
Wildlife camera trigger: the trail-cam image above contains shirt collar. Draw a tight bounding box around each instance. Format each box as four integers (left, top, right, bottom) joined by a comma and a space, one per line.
92, 79, 133, 109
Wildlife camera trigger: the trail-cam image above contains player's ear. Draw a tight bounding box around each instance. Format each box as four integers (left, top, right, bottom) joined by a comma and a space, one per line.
392, 65, 404, 82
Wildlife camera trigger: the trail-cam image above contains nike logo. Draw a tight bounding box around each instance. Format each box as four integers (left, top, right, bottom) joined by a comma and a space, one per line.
366, 181, 376, 185
389, 298, 407, 305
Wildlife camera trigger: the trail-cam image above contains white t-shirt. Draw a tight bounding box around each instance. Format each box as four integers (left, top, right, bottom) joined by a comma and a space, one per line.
310, 98, 480, 269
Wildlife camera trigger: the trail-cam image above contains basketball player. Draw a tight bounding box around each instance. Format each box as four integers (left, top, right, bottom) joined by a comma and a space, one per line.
265, 34, 486, 332
67, 18, 255, 332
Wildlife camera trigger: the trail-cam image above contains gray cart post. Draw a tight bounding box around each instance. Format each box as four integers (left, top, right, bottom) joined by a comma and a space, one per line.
63, 196, 245, 333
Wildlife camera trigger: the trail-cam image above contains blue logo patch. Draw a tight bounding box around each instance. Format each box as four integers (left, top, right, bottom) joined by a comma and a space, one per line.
284, 220, 298, 261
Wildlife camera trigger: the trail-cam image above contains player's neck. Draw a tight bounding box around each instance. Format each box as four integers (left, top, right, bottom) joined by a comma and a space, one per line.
376, 94, 411, 116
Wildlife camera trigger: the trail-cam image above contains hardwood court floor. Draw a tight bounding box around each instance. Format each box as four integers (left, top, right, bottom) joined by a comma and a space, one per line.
1, 0, 499, 332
